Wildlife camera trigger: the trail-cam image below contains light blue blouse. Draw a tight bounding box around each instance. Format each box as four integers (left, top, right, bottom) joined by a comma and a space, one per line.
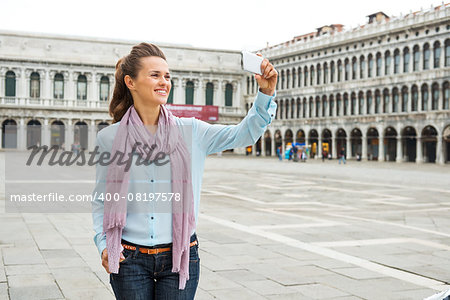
92, 91, 277, 255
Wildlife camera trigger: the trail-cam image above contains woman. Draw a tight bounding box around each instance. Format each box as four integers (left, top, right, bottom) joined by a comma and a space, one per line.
92, 42, 277, 299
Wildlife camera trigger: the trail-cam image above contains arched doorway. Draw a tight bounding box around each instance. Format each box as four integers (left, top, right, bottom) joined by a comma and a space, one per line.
367, 128, 379, 160
422, 125, 437, 163
51, 120, 65, 148
264, 130, 272, 156
350, 128, 362, 158
296, 129, 306, 144
308, 129, 318, 158
27, 119, 42, 148
384, 127, 397, 162
2, 119, 17, 149
255, 137, 262, 156
322, 129, 332, 158
402, 126, 416, 162
336, 129, 347, 158
97, 122, 109, 132
274, 130, 282, 155
285, 129, 293, 148
444, 125, 450, 163
74, 121, 88, 150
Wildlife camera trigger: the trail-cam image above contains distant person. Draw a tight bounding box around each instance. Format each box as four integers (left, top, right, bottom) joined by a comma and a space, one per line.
339, 147, 346, 164
92, 43, 278, 299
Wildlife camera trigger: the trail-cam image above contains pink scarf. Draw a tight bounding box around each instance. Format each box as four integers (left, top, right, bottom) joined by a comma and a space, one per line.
103, 104, 195, 289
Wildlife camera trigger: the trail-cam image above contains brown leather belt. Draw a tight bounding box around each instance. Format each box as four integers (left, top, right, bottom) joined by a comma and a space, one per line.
122, 240, 198, 255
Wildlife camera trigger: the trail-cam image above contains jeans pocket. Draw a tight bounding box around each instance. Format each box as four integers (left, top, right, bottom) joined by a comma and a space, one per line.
120, 249, 132, 264
189, 245, 199, 263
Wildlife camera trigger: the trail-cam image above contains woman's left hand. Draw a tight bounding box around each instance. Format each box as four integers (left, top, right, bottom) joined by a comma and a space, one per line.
255, 53, 277, 96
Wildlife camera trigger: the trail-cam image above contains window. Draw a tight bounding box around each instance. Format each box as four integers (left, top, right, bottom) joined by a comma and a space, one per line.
368, 54, 373, 78
403, 48, 410, 72
360, 56, 365, 78
401, 86, 408, 112
330, 62, 335, 82
352, 58, 357, 80
384, 51, 391, 75
99, 76, 109, 101
443, 82, 449, 109
286, 70, 290, 89
315, 97, 320, 117
317, 65, 321, 85
292, 68, 296, 88
358, 92, 364, 115
302, 99, 306, 118
225, 83, 233, 106
298, 67, 302, 87
322, 97, 327, 117
54, 73, 64, 99
413, 45, 420, 71
421, 84, 429, 111
281, 70, 285, 89
376, 53, 382, 76
337, 60, 343, 82
310, 66, 314, 86
291, 99, 295, 119
205, 82, 214, 105
77, 75, 87, 100
5, 71, 16, 97
30, 72, 40, 98
411, 85, 418, 111
432, 83, 439, 110
366, 91, 372, 114
296, 98, 301, 118
394, 49, 400, 74
304, 67, 308, 86
167, 80, 174, 103
423, 43, 430, 70
336, 94, 341, 116
344, 59, 350, 81
383, 89, 389, 113
309, 97, 313, 117
351, 93, 356, 115
392, 88, 399, 113
323, 63, 328, 84
375, 90, 381, 113
446, 39, 450, 67
433, 41, 441, 68
329, 95, 334, 117
185, 81, 194, 104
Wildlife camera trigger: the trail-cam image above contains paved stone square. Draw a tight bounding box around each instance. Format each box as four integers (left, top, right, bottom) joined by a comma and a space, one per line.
1, 153, 449, 299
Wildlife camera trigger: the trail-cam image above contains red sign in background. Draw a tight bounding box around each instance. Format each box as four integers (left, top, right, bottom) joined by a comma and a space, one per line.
165, 104, 219, 122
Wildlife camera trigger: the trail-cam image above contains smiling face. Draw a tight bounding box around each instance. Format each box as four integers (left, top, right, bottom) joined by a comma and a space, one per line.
125, 56, 171, 106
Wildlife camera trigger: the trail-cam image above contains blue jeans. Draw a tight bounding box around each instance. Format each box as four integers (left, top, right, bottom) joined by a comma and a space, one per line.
110, 233, 200, 300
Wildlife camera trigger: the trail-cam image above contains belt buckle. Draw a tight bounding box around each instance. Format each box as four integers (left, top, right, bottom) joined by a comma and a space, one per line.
147, 248, 152, 254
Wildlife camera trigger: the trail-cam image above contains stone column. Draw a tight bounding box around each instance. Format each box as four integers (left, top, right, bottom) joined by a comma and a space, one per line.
65, 119, 73, 151
437, 85, 443, 111
42, 119, 50, 147
87, 73, 95, 102
416, 137, 423, 163
0, 69, 5, 99
194, 79, 203, 106
0, 126, 2, 149
20, 69, 27, 98
261, 136, 266, 157
346, 137, 352, 159
88, 120, 96, 151
44, 69, 51, 100
68, 71, 74, 103
217, 80, 224, 107
318, 137, 323, 159
18, 117, 26, 150
362, 135, 368, 160
378, 132, 385, 162
417, 84, 423, 112
396, 136, 403, 163
173, 78, 183, 104
332, 137, 338, 159
436, 135, 444, 165
234, 81, 241, 108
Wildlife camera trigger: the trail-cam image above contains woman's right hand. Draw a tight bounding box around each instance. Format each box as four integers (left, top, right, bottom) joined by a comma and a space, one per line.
102, 248, 126, 273
102, 249, 111, 273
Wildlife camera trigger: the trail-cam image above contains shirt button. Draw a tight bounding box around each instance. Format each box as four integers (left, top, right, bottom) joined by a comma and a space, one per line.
151, 216, 154, 220
150, 179, 154, 182
151, 235, 154, 239
271, 114, 274, 117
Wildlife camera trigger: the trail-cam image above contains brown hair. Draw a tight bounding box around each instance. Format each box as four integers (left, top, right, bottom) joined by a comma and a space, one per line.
109, 43, 167, 123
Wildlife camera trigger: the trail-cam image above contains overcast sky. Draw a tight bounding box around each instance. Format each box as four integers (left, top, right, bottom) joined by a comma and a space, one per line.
0, 0, 442, 51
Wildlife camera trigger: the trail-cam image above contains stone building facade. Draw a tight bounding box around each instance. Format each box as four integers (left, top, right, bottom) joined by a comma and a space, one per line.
245, 4, 450, 164
0, 31, 246, 152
